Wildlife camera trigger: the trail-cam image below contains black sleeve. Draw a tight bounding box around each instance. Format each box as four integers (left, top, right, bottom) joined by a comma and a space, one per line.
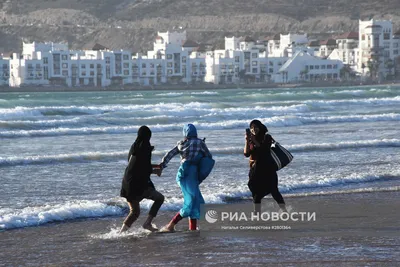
128, 144, 135, 162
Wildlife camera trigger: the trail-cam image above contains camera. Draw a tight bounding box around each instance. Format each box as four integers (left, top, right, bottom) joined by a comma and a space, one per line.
245, 128, 251, 136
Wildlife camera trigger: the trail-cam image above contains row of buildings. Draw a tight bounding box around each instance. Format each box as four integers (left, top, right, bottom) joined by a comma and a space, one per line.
0, 19, 399, 87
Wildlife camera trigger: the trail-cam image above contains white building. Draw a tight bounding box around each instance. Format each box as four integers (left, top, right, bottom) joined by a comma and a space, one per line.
358, 19, 395, 79
8, 42, 134, 87
204, 36, 269, 84
9, 53, 46, 87
268, 33, 309, 57
328, 32, 359, 71
318, 39, 337, 58
273, 51, 343, 83
0, 55, 9, 86
134, 31, 206, 85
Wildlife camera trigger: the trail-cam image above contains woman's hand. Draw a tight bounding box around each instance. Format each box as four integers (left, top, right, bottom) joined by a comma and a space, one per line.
154, 169, 162, 177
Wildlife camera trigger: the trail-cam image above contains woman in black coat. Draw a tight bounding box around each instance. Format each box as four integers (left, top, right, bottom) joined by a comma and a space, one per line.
244, 120, 286, 213
120, 126, 164, 233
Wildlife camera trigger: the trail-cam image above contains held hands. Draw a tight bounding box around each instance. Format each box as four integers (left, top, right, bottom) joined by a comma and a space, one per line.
154, 169, 162, 177
152, 164, 163, 177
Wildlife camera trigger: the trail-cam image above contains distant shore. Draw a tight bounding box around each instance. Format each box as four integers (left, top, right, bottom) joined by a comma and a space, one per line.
1, 80, 399, 93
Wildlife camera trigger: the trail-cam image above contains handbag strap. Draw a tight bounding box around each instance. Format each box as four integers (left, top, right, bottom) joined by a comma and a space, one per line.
268, 134, 276, 144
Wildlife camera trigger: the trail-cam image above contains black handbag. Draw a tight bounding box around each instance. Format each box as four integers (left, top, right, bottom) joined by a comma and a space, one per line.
270, 138, 293, 171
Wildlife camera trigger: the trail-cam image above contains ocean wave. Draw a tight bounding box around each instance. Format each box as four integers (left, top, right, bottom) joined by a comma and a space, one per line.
2, 139, 398, 167
0, 200, 125, 230
0, 151, 127, 167
1, 174, 397, 230
1, 96, 399, 120
1, 113, 399, 138
190, 91, 219, 95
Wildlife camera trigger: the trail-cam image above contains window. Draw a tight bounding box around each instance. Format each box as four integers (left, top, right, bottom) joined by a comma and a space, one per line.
315, 65, 319, 69
123, 54, 129, 60
182, 56, 186, 63
167, 69, 172, 74
62, 55, 68, 60
333, 64, 338, 69
269, 68, 273, 73
105, 57, 110, 64
62, 63, 68, 68
81, 64, 86, 69
81, 71, 86, 76
252, 61, 258, 66
167, 54, 172, 60
106, 66, 110, 79
235, 56, 240, 62
36, 64, 41, 69
321, 65, 326, 69
167, 62, 173, 68
252, 53, 258, 58
90, 64, 94, 69
123, 63, 129, 68
90, 71, 95, 76
269, 61, 273, 66
309, 65, 314, 70
150, 63, 154, 68
43, 57, 48, 64
327, 65, 332, 69
124, 70, 129, 75
252, 68, 257, 73
333, 73, 338, 78
142, 63, 146, 68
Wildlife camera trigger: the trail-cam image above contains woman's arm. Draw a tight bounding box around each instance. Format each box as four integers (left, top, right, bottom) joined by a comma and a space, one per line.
201, 141, 212, 158
128, 144, 135, 162
160, 146, 179, 169
244, 134, 251, 157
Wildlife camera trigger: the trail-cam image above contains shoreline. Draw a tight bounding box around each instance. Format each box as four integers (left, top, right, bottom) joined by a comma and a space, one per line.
1, 191, 399, 266
1, 81, 399, 93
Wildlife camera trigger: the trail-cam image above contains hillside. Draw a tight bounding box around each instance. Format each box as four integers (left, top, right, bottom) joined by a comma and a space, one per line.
0, 0, 399, 53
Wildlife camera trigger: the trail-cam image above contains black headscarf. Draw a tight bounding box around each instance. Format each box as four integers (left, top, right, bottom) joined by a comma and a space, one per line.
133, 126, 153, 153
249, 120, 268, 140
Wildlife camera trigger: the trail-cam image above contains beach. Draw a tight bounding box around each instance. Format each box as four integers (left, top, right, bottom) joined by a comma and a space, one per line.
1, 85, 400, 266
1, 191, 399, 266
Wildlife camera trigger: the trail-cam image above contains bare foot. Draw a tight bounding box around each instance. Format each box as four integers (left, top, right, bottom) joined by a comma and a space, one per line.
159, 224, 175, 233
119, 224, 129, 233
142, 223, 158, 232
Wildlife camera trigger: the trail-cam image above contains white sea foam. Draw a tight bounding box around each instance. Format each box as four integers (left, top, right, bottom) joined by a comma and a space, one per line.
1, 172, 397, 230
1, 139, 399, 167
1, 172, 396, 230
1, 96, 399, 121
191, 91, 219, 95
0, 200, 125, 230
1, 113, 399, 138
90, 226, 151, 240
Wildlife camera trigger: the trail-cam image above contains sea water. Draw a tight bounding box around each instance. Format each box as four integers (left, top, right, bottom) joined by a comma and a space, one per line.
1, 86, 399, 230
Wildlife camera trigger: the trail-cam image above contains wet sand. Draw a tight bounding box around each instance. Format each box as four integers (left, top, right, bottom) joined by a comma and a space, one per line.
1, 191, 400, 266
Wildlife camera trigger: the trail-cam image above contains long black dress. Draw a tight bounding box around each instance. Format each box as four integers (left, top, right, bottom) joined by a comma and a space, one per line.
120, 141, 154, 202
246, 134, 285, 204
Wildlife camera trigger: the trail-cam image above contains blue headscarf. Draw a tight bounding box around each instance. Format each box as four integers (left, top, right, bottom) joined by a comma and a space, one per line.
183, 124, 198, 138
